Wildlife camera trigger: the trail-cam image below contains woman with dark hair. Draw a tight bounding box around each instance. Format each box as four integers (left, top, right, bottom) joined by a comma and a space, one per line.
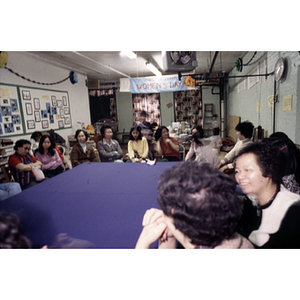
265, 133, 300, 194
30, 131, 42, 155
217, 121, 254, 172
35, 135, 63, 178
235, 142, 300, 248
8, 139, 43, 190
127, 126, 149, 162
154, 126, 180, 161
136, 162, 253, 249
70, 129, 99, 167
97, 125, 123, 162
185, 125, 221, 166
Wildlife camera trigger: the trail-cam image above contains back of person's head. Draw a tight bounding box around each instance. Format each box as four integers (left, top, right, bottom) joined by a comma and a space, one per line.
75, 129, 89, 142
235, 121, 254, 139
140, 110, 147, 117
129, 126, 142, 140
37, 134, 56, 155
157, 162, 241, 248
154, 126, 168, 141
269, 131, 289, 139
212, 114, 218, 118
13, 139, 31, 151
235, 141, 280, 186
263, 136, 300, 183
0, 211, 31, 249
30, 131, 42, 141
100, 125, 113, 137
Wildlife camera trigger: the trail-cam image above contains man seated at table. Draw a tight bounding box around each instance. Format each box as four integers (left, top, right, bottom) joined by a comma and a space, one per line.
135, 162, 254, 249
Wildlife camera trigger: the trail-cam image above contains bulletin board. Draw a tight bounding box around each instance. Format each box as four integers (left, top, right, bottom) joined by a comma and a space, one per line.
0, 83, 72, 137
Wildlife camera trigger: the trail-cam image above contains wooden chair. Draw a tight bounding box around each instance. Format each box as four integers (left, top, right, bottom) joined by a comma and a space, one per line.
1, 164, 14, 182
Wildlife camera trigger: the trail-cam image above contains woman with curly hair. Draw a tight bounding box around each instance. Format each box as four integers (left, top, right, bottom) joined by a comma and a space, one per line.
235, 142, 300, 248
135, 162, 253, 249
35, 135, 63, 178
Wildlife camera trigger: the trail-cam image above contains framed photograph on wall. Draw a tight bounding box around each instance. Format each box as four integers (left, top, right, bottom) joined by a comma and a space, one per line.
64, 107, 69, 115
22, 90, 31, 100
58, 120, 64, 128
62, 96, 67, 106
64, 116, 70, 125
34, 98, 40, 110
60, 108, 64, 118
42, 120, 49, 129
27, 120, 35, 130
57, 100, 63, 107
51, 96, 57, 106
34, 111, 41, 122
25, 103, 33, 115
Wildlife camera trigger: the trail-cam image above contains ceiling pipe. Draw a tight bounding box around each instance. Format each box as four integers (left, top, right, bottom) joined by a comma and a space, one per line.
206, 51, 219, 79
72, 51, 131, 78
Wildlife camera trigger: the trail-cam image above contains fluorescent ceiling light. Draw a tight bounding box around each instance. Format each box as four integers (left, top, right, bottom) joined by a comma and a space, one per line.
120, 51, 137, 59
146, 62, 162, 76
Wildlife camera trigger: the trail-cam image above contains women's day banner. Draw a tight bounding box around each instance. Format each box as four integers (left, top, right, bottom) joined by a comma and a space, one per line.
130, 75, 188, 94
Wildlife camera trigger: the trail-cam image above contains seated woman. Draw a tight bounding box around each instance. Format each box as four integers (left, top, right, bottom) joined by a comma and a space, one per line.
264, 133, 300, 194
235, 142, 300, 248
127, 126, 149, 162
97, 125, 123, 162
135, 162, 253, 249
30, 131, 42, 155
185, 125, 220, 167
154, 126, 180, 161
35, 135, 63, 178
70, 129, 99, 167
8, 139, 43, 190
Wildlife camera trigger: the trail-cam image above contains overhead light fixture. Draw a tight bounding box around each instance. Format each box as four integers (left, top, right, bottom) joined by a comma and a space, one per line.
146, 62, 162, 76
120, 51, 137, 59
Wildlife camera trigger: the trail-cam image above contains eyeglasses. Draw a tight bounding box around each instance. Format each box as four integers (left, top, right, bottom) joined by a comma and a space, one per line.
23, 147, 31, 150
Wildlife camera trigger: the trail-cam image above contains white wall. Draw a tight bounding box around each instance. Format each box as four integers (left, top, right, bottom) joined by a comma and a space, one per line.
227, 51, 300, 144
0, 52, 91, 146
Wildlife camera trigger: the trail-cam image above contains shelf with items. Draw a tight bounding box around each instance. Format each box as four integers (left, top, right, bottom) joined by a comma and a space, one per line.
174, 89, 203, 128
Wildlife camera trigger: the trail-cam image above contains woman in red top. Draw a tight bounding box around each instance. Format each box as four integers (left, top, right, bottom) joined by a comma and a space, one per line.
154, 126, 180, 161
9, 139, 43, 190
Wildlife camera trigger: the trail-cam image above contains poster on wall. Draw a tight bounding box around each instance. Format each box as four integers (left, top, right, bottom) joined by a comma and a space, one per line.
0, 83, 72, 137
0, 84, 25, 137
19, 86, 72, 134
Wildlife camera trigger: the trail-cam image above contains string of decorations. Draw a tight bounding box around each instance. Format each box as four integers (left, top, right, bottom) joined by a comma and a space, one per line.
4, 66, 78, 85
0, 51, 78, 85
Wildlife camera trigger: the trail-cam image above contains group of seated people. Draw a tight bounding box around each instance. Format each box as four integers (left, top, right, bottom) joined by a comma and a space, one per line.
2, 114, 300, 249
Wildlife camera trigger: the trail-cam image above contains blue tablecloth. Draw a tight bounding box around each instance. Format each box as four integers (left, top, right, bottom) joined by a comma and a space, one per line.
0, 161, 181, 248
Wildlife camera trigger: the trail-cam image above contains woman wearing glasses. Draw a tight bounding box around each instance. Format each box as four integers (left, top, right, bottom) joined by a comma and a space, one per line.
8, 139, 43, 190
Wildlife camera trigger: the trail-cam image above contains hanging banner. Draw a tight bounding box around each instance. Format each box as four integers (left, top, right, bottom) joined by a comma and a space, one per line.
130, 75, 187, 94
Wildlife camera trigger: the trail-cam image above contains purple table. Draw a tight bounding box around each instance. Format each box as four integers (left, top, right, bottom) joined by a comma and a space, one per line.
0, 161, 181, 248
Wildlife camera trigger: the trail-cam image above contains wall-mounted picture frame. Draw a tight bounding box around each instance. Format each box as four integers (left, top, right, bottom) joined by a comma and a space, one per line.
42, 120, 49, 129
64, 107, 70, 115
4, 123, 14, 134
57, 100, 63, 107
34, 98, 40, 110
58, 120, 64, 128
34, 111, 41, 122
22, 90, 31, 100
62, 96, 67, 106
64, 116, 70, 125
51, 96, 57, 106
60, 108, 64, 118
25, 103, 33, 115
27, 120, 35, 130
